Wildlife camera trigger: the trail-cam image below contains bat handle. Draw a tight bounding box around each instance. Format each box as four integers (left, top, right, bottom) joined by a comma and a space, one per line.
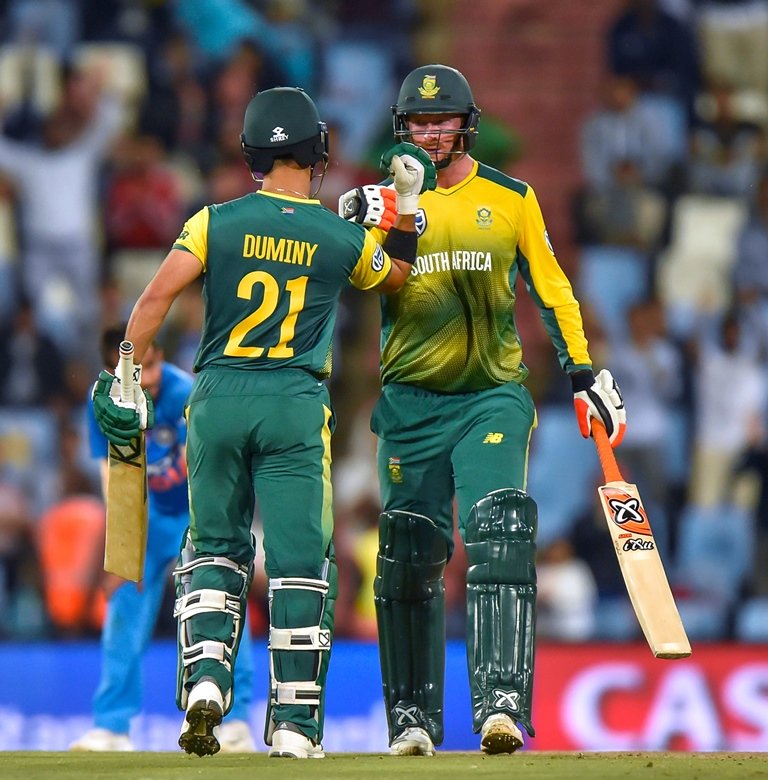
592, 420, 624, 483
116, 340, 135, 404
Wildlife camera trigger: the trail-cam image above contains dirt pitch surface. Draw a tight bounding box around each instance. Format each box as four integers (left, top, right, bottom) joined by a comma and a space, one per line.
2, 751, 766, 780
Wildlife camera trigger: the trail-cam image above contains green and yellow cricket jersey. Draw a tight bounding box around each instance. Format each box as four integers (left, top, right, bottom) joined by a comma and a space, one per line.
174, 190, 391, 377
375, 160, 591, 392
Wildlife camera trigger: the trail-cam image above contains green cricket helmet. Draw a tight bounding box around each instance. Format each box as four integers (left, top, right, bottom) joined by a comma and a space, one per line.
392, 64, 481, 156
241, 87, 329, 174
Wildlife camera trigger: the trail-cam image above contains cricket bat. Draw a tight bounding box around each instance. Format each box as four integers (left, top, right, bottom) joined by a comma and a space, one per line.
104, 340, 148, 581
592, 420, 691, 659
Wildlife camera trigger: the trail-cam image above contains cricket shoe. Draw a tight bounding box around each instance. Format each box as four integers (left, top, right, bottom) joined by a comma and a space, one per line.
389, 726, 435, 756
480, 713, 524, 754
268, 721, 325, 758
178, 678, 224, 756
217, 719, 256, 753
69, 728, 134, 751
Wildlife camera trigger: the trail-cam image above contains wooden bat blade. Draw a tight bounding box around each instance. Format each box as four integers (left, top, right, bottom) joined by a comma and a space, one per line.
105, 434, 148, 581
598, 479, 691, 659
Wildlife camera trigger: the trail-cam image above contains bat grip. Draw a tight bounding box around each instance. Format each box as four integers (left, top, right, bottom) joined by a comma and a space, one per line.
592, 420, 624, 483
116, 340, 135, 404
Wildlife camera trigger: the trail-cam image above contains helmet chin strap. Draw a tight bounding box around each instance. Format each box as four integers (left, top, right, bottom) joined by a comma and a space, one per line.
434, 151, 465, 170
434, 137, 468, 170
404, 128, 467, 170
250, 159, 328, 198
309, 159, 328, 198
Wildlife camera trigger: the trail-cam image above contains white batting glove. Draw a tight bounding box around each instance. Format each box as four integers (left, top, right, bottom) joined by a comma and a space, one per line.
389, 154, 426, 214
380, 142, 436, 215
128, 364, 152, 430
338, 185, 397, 230
572, 368, 626, 447
112, 362, 153, 430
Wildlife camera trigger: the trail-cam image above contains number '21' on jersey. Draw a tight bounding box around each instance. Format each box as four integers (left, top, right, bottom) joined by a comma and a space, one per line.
173, 190, 391, 378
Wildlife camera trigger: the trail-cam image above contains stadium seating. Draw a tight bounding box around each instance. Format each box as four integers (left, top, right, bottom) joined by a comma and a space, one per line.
676, 598, 729, 641
656, 195, 747, 339
734, 596, 768, 642
527, 405, 598, 546
0, 44, 60, 116
578, 246, 649, 342
675, 503, 755, 606
592, 596, 640, 641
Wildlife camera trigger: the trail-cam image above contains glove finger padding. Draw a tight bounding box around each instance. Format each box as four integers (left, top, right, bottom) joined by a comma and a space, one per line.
92, 377, 141, 445
125, 377, 152, 431
388, 155, 423, 215
390, 153, 420, 191
573, 368, 626, 447
91, 368, 154, 445
338, 185, 397, 230
110, 360, 153, 431
380, 142, 437, 193
141, 388, 155, 430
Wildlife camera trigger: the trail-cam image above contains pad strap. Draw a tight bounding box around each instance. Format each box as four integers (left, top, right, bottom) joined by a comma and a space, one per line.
182, 640, 233, 668
270, 625, 332, 651
174, 589, 242, 621
272, 680, 322, 707
173, 555, 250, 596
269, 576, 329, 595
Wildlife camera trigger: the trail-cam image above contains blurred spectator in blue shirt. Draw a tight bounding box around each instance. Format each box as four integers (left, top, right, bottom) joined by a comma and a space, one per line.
173, 0, 272, 65
608, 298, 684, 512
581, 74, 677, 191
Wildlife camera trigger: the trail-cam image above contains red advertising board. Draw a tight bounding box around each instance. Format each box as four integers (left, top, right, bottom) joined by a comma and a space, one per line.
532, 644, 768, 751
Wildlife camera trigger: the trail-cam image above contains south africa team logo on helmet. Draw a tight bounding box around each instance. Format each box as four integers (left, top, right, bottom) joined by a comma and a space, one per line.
418, 75, 440, 99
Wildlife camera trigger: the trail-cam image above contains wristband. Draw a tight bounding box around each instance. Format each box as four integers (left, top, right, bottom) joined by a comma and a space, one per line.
396, 193, 420, 215
382, 227, 417, 264
570, 370, 595, 393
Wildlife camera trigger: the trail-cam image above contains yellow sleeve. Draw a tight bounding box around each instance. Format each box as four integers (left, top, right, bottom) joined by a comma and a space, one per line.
172, 207, 210, 271
369, 225, 387, 244
519, 186, 592, 371
349, 229, 393, 290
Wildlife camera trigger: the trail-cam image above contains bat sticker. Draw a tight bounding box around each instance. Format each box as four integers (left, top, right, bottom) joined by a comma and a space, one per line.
108, 440, 144, 468
599, 486, 652, 536
622, 537, 655, 552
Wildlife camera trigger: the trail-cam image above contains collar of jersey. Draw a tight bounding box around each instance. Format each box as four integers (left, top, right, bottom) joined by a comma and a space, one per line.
257, 190, 321, 204
434, 159, 478, 195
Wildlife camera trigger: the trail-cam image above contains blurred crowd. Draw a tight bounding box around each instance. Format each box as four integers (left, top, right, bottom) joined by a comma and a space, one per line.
0, 0, 767, 648
537, 0, 768, 645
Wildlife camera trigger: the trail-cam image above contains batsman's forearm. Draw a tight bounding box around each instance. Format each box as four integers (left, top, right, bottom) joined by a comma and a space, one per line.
126, 288, 175, 362
393, 212, 415, 231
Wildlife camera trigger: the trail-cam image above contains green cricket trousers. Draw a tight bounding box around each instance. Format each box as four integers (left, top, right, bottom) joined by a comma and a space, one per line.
182, 367, 335, 740
372, 379, 537, 549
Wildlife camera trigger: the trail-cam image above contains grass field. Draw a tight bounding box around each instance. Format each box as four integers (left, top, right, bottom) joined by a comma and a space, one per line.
2, 752, 765, 780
